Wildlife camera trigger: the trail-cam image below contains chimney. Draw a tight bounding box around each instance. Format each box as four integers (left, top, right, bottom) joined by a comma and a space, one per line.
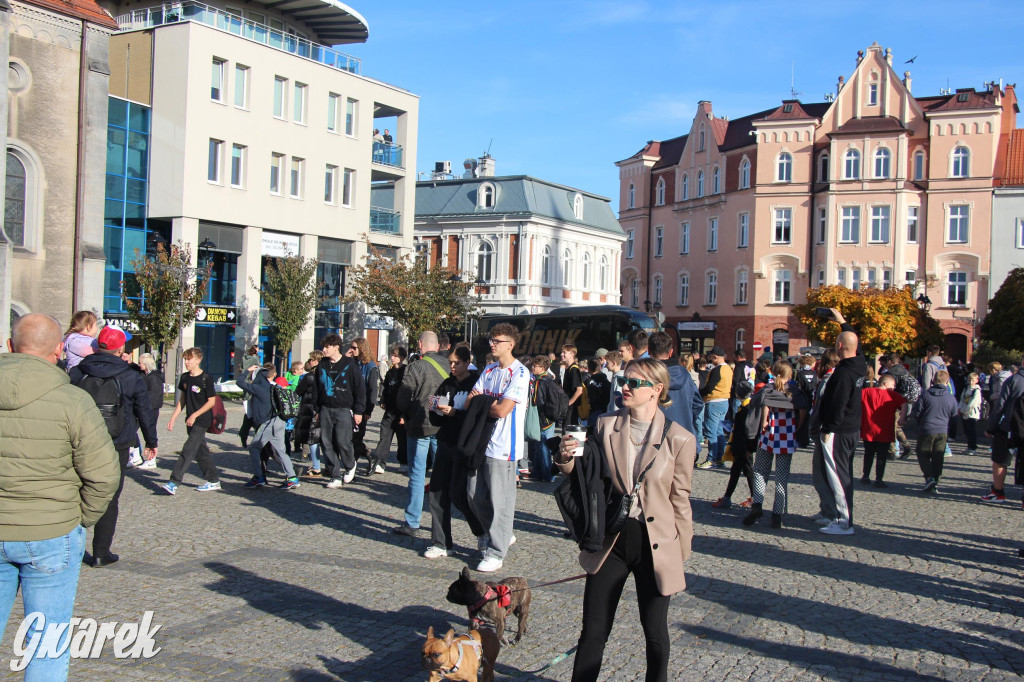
477, 153, 495, 178
856, 49, 863, 65
837, 75, 845, 95
903, 71, 912, 93
463, 158, 477, 179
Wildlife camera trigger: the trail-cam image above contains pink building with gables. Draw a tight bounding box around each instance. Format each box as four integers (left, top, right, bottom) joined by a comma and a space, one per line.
617, 42, 1018, 361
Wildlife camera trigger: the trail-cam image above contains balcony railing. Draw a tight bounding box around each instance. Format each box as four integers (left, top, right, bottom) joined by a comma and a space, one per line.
372, 142, 403, 169
115, 1, 360, 74
369, 208, 400, 235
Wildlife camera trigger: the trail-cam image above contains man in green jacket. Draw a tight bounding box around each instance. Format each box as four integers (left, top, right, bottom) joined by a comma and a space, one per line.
0, 313, 120, 681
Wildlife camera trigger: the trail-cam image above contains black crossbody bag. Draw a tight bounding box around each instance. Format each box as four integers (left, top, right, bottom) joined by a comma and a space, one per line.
606, 419, 672, 536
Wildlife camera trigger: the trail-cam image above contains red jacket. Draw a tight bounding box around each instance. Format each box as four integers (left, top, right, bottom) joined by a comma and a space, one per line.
860, 387, 906, 442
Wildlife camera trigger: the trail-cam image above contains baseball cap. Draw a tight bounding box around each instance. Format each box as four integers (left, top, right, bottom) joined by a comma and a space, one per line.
97, 324, 132, 350
595, 348, 609, 358
708, 345, 727, 358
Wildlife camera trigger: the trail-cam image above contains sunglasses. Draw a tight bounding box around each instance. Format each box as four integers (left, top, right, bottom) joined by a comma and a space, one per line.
617, 376, 655, 390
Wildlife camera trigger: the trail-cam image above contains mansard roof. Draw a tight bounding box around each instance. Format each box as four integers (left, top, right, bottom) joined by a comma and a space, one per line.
832, 116, 909, 135
919, 88, 1000, 113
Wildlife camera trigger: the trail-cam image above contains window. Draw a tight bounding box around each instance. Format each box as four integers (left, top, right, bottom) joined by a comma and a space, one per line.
844, 149, 861, 179
324, 165, 337, 204
773, 269, 792, 303
476, 242, 493, 283
345, 98, 357, 136
562, 248, 572, 288
952, 146, 970, 178
874, 148, 891, 179
947, 271, 967, 306
907, 206, 919, 243
230, 144, 246, 187
327, 93, 339, 132
680, 222, 690, 254
482, 185, 494, 208
582, 251, 592, 288
631, 280, 640, 307
654, 226, 664, 257
777, 152, 793, 182
289, 157, 304, 198
905, 270, 917, 286
870, 205, 891, 243
273, 76, 287, 118
738, 213, 749, 248
574, 194, 584, 219
948, 205, 969, 243
735, 328, 745, 351
293, 83, 307, 123
1017, 218, 1024, 249
678, 273, 689, 306
207, 138, 223, 183
852, 268, 861, 291
841, 206, 860, 243
697, 171, 704, 198
655, 178, 665, 206
4, 150, 27, 248
837, 268, 846, 288
653, 275, 663, 305
882, 269, 892, 289
211, 58, 226, 102
914, 151, 925, 180
867, 269, 877, 288
818, 153, 830, 182
713, 167, 721, 194
234, 65, 249, 108
699, 125, 705, 151
541, 245, 551, 285
626, 229, 635, 259
708, 218, 718, 251
599, 255, 608, 290
681, 174, 689, 200
269, 152, 284, 194
773, 208, 792, 244
740, 159, 750, 189
816, 269, 825, 287
342, 168, 354, 206
817, 206, 827, 244
627, 184, 635, 209
706, 271, 718, 305
737, 269, 748, 304
868, 82, 878, 106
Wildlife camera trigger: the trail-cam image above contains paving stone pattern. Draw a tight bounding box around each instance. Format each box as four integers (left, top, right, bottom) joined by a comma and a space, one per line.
1, 402, 1021, 681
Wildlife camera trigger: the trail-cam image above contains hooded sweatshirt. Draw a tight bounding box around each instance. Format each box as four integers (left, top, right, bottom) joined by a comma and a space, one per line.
71, 352, 159, 449
817, 323, 868, 435
0, 353, 121, 541
916, 385, 958, 434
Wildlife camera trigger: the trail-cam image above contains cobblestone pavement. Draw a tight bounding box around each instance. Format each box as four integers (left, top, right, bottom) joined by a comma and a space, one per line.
1, 402, 1021, 681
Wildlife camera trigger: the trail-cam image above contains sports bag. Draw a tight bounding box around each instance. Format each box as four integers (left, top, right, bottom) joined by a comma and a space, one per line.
203, 375, 228, 435
78, 376, 125, 440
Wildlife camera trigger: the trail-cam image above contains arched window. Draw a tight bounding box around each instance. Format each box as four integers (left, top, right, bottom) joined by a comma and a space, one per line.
681, 174, 689, 200
777, 152, 793, 182
696, 171, 704, 198
913, 151, 926, 180
818, 153, 830, 182
653, 275, 663, 305
540, 245, 551, 285
627, 183, 635, 209
480, 184, 495, 208
598, 255, 608, 291
740, 159, 750, 189
705, 270, 718, 305
844, 149, 861, 179
677, 272, 689, 306
712, 166, 721, 194
562, 248, 572, 288
874, 148, 891, 179
952, 146, 970, 178
573, 193, 584, 219
630, 279, 639, 307
475, 241, 493, 282
655, 178, 665, 206
581, 251, 591, 288
699, 125, 706, 151
4, 151, 27, 248
736, 269, 748, 304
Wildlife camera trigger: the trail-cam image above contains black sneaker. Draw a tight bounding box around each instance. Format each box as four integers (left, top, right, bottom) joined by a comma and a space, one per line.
921, 478, 937, 493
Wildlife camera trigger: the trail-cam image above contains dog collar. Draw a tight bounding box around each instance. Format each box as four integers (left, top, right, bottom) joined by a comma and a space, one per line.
468, 584, 512, 618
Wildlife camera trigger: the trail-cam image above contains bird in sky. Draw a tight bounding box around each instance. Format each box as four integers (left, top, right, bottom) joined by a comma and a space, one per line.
905, 55, 917, 64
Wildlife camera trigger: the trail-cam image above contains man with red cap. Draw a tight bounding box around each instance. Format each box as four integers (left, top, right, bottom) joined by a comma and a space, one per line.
71, 324, 158, 567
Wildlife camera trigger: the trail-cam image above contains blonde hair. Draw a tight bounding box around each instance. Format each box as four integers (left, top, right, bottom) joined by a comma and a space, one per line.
625, 358, 671, 406
309, 350, 324, 363
138, 353, 157, 373
65, 310, 97, 336
772, 360, 793, 395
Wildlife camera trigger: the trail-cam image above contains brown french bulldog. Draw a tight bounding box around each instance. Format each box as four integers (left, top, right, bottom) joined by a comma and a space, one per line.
421, 625, 499, 682
445, 566, 531, 646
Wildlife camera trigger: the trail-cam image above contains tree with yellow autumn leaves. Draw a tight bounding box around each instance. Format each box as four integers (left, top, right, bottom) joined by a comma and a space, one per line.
793, 285, 944, 357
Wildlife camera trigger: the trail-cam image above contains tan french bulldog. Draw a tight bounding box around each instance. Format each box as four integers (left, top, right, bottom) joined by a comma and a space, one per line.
421, 625, 500, 682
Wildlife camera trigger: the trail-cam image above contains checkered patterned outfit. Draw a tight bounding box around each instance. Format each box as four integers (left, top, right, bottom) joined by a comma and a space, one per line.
753, 408, 797, 514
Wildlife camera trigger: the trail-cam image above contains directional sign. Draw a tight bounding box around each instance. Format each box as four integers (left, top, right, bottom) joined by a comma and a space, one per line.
196, 306, 236, 324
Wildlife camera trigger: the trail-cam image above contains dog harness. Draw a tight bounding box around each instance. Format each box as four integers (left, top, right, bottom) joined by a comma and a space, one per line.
467, 584, 512, 626
438, 636, 485, 677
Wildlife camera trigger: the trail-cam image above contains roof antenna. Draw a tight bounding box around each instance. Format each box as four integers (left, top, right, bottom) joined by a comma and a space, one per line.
790, 62, 802, 99
939, 77, 952, 96
483, 138, 493, 158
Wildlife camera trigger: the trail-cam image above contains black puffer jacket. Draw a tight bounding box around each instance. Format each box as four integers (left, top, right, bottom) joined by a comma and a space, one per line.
293, 372, 318, 445
70, 353, 158, 448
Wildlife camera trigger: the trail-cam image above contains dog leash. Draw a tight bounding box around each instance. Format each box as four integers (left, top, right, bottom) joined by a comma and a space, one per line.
473, 573, 589, 609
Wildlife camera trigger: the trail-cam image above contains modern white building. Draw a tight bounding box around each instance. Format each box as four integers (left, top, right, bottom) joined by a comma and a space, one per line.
100, 0, 418, 377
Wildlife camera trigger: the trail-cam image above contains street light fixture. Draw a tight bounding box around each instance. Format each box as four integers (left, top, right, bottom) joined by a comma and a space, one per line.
916, 294, 932, 312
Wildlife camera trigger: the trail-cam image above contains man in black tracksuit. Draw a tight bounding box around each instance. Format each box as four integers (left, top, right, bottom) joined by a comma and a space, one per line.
315, 334, 366, 488
815, 309, 866, 536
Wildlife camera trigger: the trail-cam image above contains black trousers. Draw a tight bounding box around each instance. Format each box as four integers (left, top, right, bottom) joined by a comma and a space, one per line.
171, 424, 220, 484
862, 441, 889, 481
572, 519, 670, 682
93, 445, 129, 558
373, 411, 407, 465
239, 414, 253, 445
352, 407, 374, 461
428, 441, 485, 548
320, 407, 355, 477
724, 446, 754, 500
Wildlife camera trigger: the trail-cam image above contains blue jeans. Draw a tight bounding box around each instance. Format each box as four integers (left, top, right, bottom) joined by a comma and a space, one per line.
703, 400, 729, 462
0, 525, 86, 681
694, 404, 705, 446
405, 435, 437, 528
529, 424, 556, 482
309, 443, 321, 471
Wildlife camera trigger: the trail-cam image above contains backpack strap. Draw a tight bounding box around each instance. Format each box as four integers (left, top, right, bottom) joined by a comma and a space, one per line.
422, 355, 450, 380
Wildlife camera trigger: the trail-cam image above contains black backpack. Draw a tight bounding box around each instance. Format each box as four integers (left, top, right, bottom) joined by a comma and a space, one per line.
78, 375, 125, 440
540, 377, 569, 422
796, 368, 818, 401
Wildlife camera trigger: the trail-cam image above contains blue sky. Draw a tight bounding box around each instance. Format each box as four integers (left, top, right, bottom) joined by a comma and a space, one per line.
349, 1, 1024, 212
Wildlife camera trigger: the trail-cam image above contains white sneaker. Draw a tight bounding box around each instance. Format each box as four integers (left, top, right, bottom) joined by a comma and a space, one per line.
127, 449, 143, 468
423, 545, 448, 559
820, 521, 854, 535
342, 466, 357, 484
509, 534, 517, 547
326, 478, 344, 489
815, 517, 832, 526
138, 458, 157, 470
476, 556, 503, 573
374, 464, 385, 474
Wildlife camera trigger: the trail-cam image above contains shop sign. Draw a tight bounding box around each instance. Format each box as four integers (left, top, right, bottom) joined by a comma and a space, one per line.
677, 321, 716, 332
196, 306, 236, 324
364, 314, 394, 330
261, 232, 301, 258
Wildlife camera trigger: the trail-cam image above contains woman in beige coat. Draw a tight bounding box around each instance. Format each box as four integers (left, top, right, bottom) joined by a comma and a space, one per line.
556, 358, 696, 682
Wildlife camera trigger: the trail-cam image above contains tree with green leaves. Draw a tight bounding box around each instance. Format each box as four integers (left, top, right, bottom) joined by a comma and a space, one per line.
980, 267, 1024, 352
249, 253, 321, 361
123, 241, 209, 362
345, 242, 481, 340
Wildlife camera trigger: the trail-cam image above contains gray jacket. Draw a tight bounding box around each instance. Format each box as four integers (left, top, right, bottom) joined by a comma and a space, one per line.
395, 351, 450, 437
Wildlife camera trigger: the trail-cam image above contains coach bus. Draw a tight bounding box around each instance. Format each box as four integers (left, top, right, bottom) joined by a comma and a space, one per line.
466, 306, 661, 365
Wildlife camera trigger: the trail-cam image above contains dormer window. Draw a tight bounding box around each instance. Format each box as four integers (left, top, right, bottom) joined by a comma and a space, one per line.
868, 83, 878, 106
957, 92, 969, 103
782, 103, 793, 113
479, 182, 495, 209
573, 193, 584, 219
